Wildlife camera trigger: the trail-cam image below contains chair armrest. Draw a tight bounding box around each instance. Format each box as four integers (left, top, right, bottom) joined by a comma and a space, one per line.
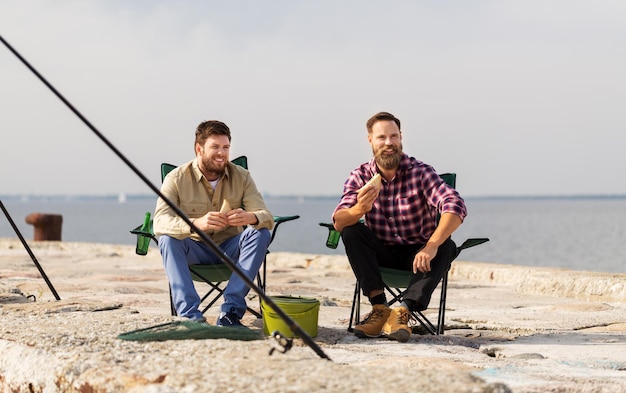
318, 222, 341, 249
129, 222, 157, 255
273, 215, 300, 225
455, 238, 490, 258
129, 225, 153, 237
270, 215, 300, 244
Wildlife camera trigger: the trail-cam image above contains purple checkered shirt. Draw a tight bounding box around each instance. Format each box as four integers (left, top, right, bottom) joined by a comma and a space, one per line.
333, 154, 467, 245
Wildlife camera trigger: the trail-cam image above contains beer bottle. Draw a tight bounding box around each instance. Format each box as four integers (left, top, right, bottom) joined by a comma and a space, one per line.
136, 212, 152, 255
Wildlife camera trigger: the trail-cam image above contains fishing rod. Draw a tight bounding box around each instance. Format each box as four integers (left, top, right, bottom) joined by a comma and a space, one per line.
0, 200, 61, 301
0, 34, 330, 361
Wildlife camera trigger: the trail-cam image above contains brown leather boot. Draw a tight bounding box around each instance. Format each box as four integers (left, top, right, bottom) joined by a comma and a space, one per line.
353, 304, 391, 338
382, 306, 412, 342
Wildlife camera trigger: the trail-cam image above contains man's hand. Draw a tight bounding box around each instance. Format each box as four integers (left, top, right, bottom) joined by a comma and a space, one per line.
226, 208, 257, 226
413, 243, 438, 273
332, 184, 380, 232
412, 213, 463, 272
193, 211, 229, 231
193, 209, 257, 232
356, 184, 380, 214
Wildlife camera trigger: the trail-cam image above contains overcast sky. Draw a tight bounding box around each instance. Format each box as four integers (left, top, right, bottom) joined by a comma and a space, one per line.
1, 0, 625, 197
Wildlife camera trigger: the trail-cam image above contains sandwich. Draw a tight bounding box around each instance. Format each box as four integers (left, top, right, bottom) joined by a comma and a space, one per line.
219, 200, 231, 214
358, 173, 382, 192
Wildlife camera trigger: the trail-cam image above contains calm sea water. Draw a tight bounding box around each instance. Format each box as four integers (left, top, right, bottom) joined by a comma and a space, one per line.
1, 195, 625, 273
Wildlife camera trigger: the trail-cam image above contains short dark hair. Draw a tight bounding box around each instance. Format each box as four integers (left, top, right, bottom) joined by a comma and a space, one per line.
366, 112, 401, 134
195, 120, 231, 147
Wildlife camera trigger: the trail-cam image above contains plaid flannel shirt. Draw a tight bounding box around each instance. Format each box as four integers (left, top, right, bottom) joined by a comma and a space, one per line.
333, 154, 467, 245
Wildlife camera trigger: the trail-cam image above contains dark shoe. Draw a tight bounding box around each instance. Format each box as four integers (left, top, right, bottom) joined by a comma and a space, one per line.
353, 304, 391, 338
216, 312, 246, 328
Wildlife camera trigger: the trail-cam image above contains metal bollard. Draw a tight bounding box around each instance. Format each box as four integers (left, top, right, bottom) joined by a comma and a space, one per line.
25, 213, 63, 241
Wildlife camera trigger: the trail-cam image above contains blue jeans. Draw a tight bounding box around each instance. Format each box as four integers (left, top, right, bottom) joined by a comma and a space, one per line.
158, 227, 271, 320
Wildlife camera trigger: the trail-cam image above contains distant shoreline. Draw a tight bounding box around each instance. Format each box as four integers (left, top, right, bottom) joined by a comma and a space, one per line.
3, 193, 626, 201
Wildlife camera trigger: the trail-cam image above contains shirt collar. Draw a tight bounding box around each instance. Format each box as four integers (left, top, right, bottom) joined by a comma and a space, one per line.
191, 158, 231, 183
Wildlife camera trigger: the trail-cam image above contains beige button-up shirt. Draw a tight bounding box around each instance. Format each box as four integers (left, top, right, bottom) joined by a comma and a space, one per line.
153, 158, 274, 245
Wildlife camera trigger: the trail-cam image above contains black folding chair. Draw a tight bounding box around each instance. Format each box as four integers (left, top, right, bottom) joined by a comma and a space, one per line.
319, 173, 489, 335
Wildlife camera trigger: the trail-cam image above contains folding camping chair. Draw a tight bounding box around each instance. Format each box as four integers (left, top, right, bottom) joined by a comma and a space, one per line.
319, 173, 489, 335
130, 156, 299, 318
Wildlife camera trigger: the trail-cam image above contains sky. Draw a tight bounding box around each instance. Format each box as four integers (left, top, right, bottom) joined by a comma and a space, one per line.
1, 0, 625, 197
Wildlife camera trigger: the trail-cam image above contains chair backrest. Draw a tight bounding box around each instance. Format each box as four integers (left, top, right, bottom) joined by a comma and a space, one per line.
231, 156, 248, 170
161, 163, 177, 182
439, 173, 456, 188
160, 156, 248, 183
437, 173, 456, 224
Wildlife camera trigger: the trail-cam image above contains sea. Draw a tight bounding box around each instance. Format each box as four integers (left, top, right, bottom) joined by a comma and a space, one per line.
1, 195, 625, 274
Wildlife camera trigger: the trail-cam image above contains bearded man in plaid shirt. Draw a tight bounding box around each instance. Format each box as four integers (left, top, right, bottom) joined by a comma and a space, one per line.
332, 111, 467, 342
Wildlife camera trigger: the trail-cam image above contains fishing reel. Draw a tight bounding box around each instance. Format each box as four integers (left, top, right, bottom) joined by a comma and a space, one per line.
268, 330, 293, 355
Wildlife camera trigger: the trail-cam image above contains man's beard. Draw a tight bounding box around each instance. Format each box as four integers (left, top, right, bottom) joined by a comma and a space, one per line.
374, 145, 402, 170
202, 156, 226, 178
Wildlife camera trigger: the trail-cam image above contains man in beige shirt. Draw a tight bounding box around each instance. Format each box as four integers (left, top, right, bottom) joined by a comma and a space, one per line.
154, 120, 274, 327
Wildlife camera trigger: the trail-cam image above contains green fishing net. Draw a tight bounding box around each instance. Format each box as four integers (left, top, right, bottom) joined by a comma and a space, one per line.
118, 321, 264, 342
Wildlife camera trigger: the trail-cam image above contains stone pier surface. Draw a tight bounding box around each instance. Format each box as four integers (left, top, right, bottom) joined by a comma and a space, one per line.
0, 238, 625, 392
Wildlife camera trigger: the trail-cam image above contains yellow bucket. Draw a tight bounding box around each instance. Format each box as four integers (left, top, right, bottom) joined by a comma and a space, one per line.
261, 296, 320, 338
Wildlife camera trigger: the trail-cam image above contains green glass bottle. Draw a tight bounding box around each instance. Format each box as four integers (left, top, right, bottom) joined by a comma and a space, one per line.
135, 212, 151, 255
326, 229, 341, 249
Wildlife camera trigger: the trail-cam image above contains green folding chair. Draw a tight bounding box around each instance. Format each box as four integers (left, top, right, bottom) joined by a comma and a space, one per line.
319, 173, 489, 335
131, 156, 300, 318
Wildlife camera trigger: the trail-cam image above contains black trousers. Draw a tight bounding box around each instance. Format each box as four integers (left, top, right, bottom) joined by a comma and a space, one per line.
342, 222, 457, 311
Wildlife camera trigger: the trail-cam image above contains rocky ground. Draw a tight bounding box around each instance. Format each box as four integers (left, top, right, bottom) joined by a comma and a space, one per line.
1, 239, 625, 392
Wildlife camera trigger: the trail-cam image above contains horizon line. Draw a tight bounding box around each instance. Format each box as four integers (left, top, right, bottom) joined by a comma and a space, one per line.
2, 193, 626, 201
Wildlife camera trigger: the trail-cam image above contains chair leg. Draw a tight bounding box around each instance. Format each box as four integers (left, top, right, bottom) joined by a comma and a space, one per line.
385, 284, 438, 335
198, 281, 230, 314
414, 309, 437, 335
384, 285, 403, 307
188, 267, 263, 319
169, 286, 176, 316
437, 272, 449, 335
256, 259, 267, 318
167, 281, 224, 317
251, 269, 264, 319
347, 255, 456, 336
347, 277, 446, 335
348, 280, 361, 332
246, 306, 262, 318
409, 272, 448, 336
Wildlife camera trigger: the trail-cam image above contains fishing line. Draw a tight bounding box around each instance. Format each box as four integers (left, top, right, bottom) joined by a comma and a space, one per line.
0, 34, 330, 360
0, 200, 61, 300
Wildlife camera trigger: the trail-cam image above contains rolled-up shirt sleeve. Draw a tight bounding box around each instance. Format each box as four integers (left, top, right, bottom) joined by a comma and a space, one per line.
423, 171, 467, 221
